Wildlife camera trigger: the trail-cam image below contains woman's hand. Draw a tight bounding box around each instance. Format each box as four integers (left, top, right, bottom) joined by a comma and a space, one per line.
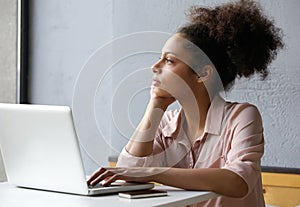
86, 167, 165, 187
150, 86, 176, 111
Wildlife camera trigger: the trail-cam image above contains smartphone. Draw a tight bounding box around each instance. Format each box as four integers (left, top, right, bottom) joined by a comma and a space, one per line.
118, 189, 168, 199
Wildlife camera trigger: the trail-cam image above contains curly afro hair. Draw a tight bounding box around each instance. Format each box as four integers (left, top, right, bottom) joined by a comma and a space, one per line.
178, 0, 284, 90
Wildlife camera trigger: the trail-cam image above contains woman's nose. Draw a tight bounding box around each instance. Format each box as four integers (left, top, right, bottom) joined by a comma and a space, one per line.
151, 59, 162, 73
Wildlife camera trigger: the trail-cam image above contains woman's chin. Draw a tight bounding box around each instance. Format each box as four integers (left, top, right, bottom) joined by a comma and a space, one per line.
152, 87, 173, 98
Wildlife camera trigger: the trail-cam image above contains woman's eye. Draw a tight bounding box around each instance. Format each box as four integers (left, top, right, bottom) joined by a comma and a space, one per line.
165, 58, 173, 64
158, 56, 174, 64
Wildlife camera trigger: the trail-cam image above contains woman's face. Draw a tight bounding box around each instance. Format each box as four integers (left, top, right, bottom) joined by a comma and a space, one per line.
151, 34, 199, 99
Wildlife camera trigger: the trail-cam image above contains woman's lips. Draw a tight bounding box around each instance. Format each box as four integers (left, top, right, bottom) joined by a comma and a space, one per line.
152, 79, 161, 86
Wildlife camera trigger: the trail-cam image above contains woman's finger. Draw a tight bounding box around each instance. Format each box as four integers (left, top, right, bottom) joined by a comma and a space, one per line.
102, 173, 122, 186
89, 169, 115, 186
86, 167, 107, 185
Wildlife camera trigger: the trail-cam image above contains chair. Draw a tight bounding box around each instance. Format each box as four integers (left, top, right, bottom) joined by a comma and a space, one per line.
262, 166, 300, 207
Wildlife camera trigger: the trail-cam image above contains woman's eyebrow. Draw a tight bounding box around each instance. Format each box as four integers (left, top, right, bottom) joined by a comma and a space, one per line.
162, 52, 179, 58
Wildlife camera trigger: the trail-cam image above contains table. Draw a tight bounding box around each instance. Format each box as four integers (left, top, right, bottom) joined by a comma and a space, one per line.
0, 182, 218, 207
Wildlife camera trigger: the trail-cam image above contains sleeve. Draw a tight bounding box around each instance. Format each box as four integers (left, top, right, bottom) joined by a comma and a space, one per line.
116, 116, 169, 167
222, 104, 264, 198
116, 138, 166, 167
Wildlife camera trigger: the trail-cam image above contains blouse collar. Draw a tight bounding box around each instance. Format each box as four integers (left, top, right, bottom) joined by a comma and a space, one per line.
161, 95, 226, 138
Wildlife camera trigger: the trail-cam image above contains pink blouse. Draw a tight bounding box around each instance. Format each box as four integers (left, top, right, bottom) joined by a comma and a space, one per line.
117, 95, 265, 207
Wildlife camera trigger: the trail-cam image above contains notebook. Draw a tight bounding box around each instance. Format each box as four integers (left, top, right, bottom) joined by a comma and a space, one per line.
0, 103, 154, 195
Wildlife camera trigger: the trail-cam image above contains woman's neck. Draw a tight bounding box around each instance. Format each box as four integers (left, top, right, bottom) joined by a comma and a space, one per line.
178, 91, 211, 143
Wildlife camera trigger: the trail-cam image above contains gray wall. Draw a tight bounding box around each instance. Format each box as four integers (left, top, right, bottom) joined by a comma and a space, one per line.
29, 0, 114, 173
28, 0, 300, 174
0, 0, 18, 181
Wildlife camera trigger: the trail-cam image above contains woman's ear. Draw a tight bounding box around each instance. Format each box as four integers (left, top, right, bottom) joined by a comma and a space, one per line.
196, 65, 214, 83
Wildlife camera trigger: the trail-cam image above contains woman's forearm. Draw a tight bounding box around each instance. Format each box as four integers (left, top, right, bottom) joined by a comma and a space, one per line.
125, 102, 165, 157
152, 167, 248, 198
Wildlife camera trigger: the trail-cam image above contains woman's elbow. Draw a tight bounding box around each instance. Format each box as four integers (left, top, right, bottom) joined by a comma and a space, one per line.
219, 169, 248, 198
231, 174, 248, 198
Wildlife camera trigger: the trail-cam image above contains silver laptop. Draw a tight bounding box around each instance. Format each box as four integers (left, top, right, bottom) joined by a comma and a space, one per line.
0, 103, 154, 195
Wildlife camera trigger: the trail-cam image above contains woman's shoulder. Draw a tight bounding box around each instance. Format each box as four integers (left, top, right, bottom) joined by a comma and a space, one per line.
226, 101, 260, 114
225, 101, 263, 127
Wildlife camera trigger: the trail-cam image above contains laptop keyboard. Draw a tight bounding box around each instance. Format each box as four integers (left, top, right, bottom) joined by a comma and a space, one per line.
88, 182, 123, 189
88, 183, 104, 189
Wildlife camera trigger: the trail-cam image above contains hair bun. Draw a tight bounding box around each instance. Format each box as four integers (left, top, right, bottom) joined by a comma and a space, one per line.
187, 0, 284, 80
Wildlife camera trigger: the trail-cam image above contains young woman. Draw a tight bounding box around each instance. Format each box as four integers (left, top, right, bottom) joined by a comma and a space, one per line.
87, 0, 283, 206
